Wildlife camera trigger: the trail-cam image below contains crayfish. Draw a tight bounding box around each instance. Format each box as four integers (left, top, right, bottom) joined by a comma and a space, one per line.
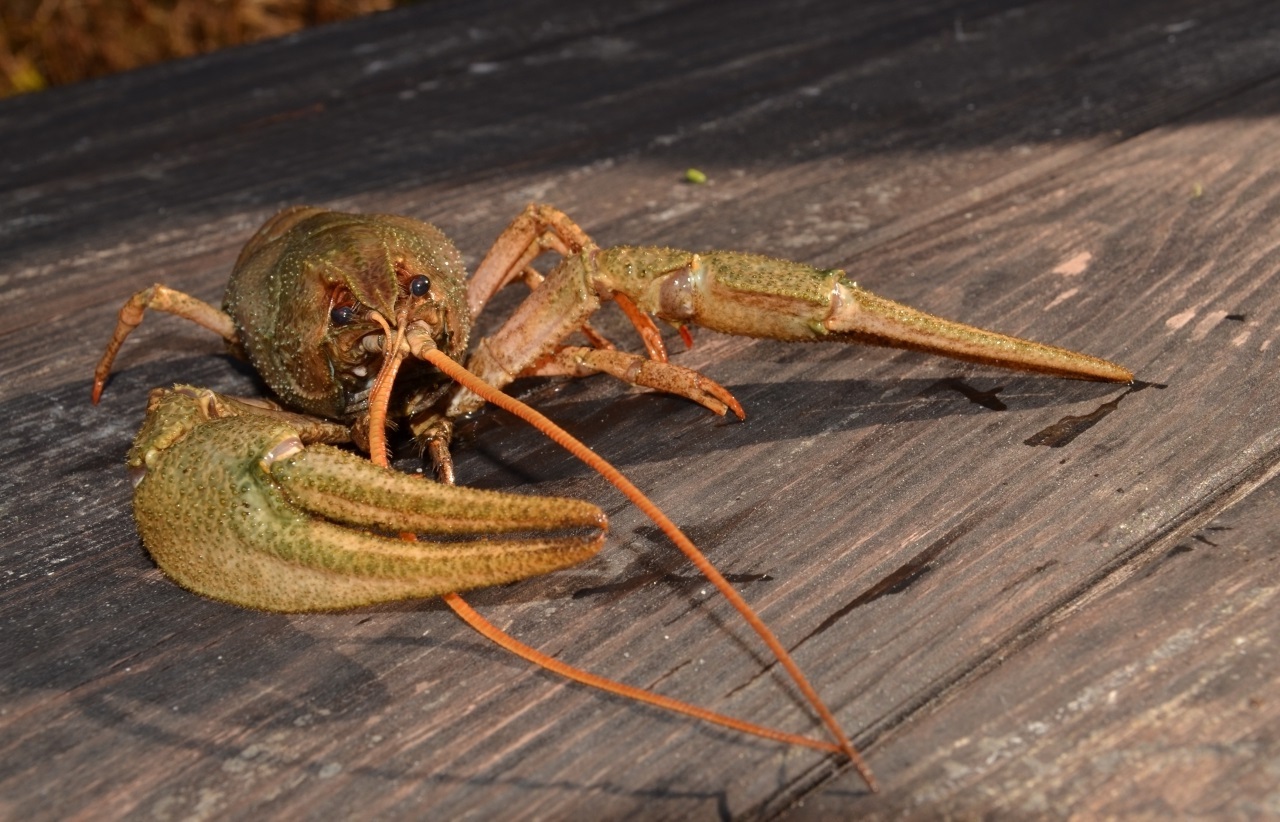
92, 204, 1132, 791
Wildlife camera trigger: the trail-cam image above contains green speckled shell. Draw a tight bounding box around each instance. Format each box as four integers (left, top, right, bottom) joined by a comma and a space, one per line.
131, 390, 604, 612
223, 209, 471, 421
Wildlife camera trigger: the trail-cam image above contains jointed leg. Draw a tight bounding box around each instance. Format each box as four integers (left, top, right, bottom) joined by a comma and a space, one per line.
93, 285, 238, 403
515, 264, 619, 354
612, 292, 669, 363
467, 204, 594, 318
528, 346, 744, 419
407, 412, 456, 484
452, 246, 746, 419
469, 204, 667, 360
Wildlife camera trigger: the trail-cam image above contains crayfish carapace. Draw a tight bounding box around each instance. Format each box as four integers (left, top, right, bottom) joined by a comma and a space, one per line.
93, 204, 1133, 791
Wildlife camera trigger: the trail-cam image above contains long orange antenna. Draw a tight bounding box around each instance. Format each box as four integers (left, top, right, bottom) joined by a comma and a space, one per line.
364, 311, 406, 464
441, 592, 843, 755
361, 355, 853, 770
420, 346, 877, 791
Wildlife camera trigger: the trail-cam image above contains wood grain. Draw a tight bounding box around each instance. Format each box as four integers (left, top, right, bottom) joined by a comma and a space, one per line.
2, 0, 1279, 818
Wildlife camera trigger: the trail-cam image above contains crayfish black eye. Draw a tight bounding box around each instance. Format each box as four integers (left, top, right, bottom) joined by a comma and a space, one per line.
330, 305, 356, 326
409, 275, 431, 297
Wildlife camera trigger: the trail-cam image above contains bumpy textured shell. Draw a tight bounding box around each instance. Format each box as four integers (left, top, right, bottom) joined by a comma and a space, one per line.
129, 389, 605, 612
223, 208, 471, 420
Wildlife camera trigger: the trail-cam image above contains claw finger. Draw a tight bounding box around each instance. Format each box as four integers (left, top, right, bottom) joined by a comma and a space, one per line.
627, 358, 745, 419
271, 443, 605, 535
132, 412, 605, 612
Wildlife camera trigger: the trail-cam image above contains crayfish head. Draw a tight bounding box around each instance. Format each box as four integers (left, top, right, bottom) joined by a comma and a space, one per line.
318, 217, 474, 426
226, 210, 473, 425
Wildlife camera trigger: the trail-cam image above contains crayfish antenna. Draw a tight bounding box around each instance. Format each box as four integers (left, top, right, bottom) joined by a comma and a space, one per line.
361, 335, 867, 776
364, 310, 409, 465
410, 344, 876, 791
440, 592, 850, 758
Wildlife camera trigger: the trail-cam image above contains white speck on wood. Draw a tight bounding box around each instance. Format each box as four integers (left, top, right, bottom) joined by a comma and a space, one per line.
1166, 308, 1197, 330
1052, 251, 1093, 276
1044, 287, 1080, 310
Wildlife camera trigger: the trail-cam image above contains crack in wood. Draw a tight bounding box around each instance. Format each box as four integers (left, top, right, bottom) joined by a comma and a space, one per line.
822, 441, 1280, 805
803, 514, 991, 642
1024, 380, 1166, 448
572, 571, 772, 600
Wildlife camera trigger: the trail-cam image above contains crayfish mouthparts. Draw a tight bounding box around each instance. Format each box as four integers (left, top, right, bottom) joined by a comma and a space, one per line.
362, 318, 447, 464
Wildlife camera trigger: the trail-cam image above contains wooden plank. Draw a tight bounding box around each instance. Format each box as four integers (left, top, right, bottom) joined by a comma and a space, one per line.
777, 73, 1280, 817
790, 469, 1280, 818
6, 0, 1279, 333
3, 0, 1280, 818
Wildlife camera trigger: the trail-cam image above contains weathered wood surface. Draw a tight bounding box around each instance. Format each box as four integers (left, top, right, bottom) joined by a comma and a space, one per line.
3, 0, 1279, 818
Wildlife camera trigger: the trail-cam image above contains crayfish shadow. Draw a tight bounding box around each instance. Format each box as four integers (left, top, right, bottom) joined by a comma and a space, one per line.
455, 373, 1132, 470
342, 746, 790, 810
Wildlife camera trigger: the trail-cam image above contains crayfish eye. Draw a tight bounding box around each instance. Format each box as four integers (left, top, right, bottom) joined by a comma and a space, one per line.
330, 304, 357, 326
409, 275, 431, 297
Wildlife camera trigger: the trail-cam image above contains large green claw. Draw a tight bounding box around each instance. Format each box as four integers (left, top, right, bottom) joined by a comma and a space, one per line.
129, 387, 606, 612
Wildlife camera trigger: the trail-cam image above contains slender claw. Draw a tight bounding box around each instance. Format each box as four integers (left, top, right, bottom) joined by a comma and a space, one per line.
596, 247, 1133, 384
130, 389, 605, 612
272, 443, 604, 535
826, 284, 1133, 382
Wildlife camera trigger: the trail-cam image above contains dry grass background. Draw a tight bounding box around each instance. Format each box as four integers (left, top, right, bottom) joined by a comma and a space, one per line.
0, 0, 394, 97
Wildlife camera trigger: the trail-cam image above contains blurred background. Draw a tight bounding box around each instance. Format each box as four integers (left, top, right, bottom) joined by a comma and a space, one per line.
0, 0, 396, 97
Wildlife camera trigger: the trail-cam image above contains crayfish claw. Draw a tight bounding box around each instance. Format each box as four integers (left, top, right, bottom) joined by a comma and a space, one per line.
593, 246, 1132, 384
130, 388, 606, 612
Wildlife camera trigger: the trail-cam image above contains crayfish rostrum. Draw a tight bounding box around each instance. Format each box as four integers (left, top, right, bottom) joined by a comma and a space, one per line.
93, 204, 1132, 788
